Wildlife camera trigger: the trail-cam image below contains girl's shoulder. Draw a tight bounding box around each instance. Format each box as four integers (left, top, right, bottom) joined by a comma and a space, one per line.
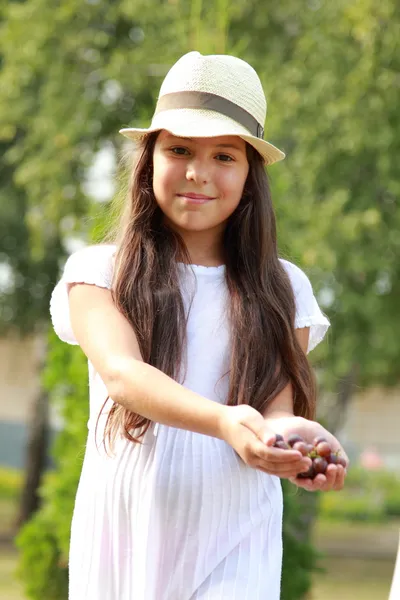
278, 258, 330, 352
50, 244, 117, 346
66, 243, 117, 263
61, 243, 117, 287
278, 258, 313, 295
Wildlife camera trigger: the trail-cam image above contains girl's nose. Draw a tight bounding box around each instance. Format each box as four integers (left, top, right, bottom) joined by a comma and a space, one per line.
186, 158, 210, 184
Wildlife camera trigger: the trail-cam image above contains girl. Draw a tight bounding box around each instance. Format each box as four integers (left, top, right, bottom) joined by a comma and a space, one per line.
50, 51, 347, 600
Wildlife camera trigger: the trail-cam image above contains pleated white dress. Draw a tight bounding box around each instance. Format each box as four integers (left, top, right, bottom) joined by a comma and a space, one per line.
50, 244, 330, 600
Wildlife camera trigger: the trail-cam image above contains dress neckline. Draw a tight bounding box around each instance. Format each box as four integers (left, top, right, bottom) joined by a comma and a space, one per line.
177, 262, 226, 276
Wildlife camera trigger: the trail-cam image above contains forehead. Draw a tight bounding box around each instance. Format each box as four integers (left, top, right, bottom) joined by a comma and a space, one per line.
158, 130, 247, 152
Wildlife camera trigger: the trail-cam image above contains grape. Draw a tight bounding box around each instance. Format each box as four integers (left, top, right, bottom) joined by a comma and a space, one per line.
275, 440, 289, 450
313, 457, 328, 474
315, 442, 332, 458
297, 465, 316, 480
314, 436, 327, 446
293, 442, 309, 456
328, 453, 338, 465
288, 434, 304, 447
270, 433, 347, 482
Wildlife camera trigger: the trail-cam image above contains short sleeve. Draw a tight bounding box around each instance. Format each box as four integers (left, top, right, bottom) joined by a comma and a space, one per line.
280, 259, 330, 353
50, 244, 117, 345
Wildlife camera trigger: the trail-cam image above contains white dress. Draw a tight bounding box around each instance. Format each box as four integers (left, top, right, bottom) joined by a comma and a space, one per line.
50, 244, 330, 600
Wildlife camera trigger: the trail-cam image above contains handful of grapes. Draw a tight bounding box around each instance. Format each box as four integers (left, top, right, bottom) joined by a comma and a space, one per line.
273, 434, 347, 480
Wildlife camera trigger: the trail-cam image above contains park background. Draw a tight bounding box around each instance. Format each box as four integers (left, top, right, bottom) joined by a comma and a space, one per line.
0, 0, 399, 598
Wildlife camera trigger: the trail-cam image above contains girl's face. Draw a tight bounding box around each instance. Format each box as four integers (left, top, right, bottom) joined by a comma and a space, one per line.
152, 131, 249, 236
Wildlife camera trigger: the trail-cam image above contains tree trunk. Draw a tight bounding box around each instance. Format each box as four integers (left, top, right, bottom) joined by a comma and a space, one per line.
324, 363, 359, 434
16, 335, 49, 529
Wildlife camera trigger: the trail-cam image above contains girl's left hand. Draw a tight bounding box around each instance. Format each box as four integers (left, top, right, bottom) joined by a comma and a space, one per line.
262, 414, 349, 493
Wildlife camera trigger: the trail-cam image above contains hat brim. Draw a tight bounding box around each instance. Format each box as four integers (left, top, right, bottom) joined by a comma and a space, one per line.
119, 108, 285, 166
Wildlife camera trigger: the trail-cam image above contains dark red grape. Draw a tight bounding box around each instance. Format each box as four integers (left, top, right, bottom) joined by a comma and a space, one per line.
316, 442, 332, 458
288, 434, 304, 447
305, 443, 314, 454
275, 440, 289, 450
293, 442, 309, 456
313, 457, 328, 474
275, 434, 284, 443
328, 453, 338, 465
337, 456, 347, 468
297, 465, 316, 480
314, 436, 327, 446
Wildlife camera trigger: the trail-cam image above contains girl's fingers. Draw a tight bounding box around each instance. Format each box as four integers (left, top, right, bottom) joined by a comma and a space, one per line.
250, 440, 313, 477
253, 442, 306, 463
289, 476, 315, 491
332, 465, 346, 491
290, 465, 347, 492
255, 461, 311, 478
322, 464, 345, 491
257, 465, 311, 478
257, 457, 311, 471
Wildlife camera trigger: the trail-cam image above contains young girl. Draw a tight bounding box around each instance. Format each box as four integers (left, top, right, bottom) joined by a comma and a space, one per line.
50, 51, 347, 600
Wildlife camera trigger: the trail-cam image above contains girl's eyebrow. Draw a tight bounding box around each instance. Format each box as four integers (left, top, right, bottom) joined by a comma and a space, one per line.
215, 143, 244, 151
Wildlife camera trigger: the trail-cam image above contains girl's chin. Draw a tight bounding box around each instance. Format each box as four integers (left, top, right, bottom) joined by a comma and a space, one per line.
170, 220, 222, 234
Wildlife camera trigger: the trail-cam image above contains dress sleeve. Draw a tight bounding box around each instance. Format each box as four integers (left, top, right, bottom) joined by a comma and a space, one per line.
280, 259, 330, 354
50, 244, 117, 345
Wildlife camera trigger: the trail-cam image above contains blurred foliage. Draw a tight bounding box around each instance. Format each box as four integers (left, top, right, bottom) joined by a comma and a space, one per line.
15, 509, 68, 600
0, 0, 398, 386
15, 331, 88, 598
320, 466, 400, 522
281, 481, 321, 599
0, 0, 399, 599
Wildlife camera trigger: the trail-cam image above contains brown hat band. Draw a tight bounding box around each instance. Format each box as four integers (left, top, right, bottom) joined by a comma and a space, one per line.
155, 91, 265, 139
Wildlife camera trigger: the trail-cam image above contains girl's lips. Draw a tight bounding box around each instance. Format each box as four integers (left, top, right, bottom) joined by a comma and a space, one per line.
177, 193, 215, 204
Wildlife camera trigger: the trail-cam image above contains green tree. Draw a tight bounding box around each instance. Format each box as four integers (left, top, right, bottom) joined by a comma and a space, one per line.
1, 1, 399, 598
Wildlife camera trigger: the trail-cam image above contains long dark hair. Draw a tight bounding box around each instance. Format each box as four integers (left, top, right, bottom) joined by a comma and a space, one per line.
101, 131, 316, 448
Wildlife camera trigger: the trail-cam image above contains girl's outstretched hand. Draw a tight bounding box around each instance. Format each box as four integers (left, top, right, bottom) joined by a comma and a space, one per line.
263, 414, 348, 492
219, 405, 312, 479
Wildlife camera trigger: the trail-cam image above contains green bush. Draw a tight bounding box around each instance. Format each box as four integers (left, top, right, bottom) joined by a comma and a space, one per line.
15, 509, 68, 600
385, 489, 400, 518
320, 490, 385, 522
319, 466, 400, 523
16, 330, 89, 599
17, 330, 319, 600
281, 482, 321, 599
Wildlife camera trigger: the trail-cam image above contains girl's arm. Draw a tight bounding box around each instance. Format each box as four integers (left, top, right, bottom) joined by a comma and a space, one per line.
68, 283, 310, 478
263, 327, 310, 419
68, 283, 227, 439
262, 327, 347, 491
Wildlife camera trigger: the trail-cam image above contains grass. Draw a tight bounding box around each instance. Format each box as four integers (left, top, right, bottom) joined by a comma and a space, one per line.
311, 556, 395, 600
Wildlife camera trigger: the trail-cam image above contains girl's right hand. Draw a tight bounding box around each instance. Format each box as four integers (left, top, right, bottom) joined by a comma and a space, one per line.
219, 404, 311, 478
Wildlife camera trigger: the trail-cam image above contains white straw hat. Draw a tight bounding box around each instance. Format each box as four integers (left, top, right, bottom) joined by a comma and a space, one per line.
119, 51, 285, 166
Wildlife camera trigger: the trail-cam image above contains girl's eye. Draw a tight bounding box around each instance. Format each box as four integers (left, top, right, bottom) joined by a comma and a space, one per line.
170, 146, 189, 156
216, 154, 233, 162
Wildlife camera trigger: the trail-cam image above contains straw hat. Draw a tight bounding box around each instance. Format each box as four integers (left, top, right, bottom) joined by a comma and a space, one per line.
119, 51, 285, 166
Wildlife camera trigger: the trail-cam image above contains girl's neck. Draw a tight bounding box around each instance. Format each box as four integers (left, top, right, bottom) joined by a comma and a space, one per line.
175, 227, 225, 268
